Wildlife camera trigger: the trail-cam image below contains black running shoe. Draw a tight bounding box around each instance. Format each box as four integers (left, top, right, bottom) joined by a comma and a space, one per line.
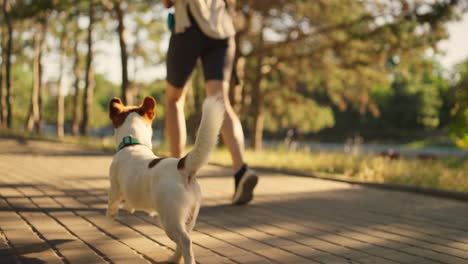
232, 164, 258, 205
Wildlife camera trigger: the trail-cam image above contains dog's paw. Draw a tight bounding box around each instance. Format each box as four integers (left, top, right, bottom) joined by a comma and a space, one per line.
122, 202, 135, 214
106, 210, 117, 219
166, 257, 180, 264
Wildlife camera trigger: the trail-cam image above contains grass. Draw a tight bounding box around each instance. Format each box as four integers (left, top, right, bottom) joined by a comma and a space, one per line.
0, 128, 116, 152
211, 147, 468, 193
405, 138, 459, 149
3, 128, 467, 193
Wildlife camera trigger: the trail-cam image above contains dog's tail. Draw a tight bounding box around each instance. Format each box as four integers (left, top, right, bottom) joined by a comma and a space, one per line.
178, 97, 225, 177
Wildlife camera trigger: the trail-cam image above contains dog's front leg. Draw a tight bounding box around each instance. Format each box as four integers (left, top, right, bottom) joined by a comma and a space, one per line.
122, 200, 135, 213
106, 192, 121, 218
106, 176, 121, 218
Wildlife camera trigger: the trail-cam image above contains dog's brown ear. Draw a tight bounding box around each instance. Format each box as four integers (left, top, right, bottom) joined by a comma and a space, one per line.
139, 96, 156, 122
109, 98, 125, 127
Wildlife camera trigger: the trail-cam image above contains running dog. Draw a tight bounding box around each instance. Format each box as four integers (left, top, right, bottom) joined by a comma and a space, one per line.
107, 96, 224, 264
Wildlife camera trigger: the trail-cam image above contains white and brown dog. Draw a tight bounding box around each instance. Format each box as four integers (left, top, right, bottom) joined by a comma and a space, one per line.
107, 96, 224, 264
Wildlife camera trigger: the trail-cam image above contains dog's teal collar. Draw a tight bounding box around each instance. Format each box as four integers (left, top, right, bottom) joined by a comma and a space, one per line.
118, 136, 141, 151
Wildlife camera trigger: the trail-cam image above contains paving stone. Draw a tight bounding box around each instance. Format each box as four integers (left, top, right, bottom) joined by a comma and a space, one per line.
2, 138, 468, 264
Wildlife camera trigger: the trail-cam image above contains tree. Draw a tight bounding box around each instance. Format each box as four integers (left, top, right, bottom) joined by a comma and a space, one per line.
233, 0, 464, 150
102, 0, 166, 105
450, 58, 468, 147
0, 23, 5, 126
127, 3, 166, 104
379, 61, 447, 130
4, 0, 70, 131
80, 0, 95, 136
71, 36, 82, 136
2, 0, 13, 128
101, 0, 130, 104
26, 18, 47, 134
56, 18, 69, 138
114, 0, 130, 104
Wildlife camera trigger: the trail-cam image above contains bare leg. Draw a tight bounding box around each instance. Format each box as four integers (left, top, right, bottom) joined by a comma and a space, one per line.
165, 82, 188, 158
206, 80, 245, 172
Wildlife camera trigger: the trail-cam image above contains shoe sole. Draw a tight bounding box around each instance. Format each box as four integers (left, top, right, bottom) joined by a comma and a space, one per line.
233, 175, 258, 205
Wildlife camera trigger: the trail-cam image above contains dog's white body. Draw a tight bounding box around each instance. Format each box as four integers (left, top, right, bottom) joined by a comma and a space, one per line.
107, 97, 224, 264
109, 146, 201, 218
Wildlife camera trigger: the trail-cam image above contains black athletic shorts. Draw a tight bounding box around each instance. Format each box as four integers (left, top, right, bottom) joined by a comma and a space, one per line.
166, 13, 235, 88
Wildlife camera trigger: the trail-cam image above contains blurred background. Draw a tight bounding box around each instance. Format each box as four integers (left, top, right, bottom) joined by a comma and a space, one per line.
0, 0, 467, 191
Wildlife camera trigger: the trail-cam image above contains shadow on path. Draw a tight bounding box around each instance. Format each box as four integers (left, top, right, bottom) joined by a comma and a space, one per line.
0, 239, 73, 264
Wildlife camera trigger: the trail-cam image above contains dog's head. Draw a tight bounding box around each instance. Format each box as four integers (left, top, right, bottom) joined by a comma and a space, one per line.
109, 96, 156, 148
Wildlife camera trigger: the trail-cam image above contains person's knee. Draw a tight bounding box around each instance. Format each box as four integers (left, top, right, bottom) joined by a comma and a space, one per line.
206, 80, 234, 108
165, 82, 185, 105
205, 80, 227, 97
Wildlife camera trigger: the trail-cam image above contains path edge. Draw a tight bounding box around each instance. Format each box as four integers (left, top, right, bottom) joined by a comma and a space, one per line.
210, 162, 468, 202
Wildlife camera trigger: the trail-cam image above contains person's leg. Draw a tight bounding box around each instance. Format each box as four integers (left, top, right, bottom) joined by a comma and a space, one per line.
206, 81, 244, 172
165, 83, 188, 158
202, 37, 257, 205
204, 36, 245, 171
165, 21, 203, 157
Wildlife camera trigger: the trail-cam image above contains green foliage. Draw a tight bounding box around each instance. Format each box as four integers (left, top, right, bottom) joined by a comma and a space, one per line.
263, 87, 334, 133
327, 59, 453, 138
450, 59, 468, 148
233, 0, 464, 148
383, 66, 445, 130
10, 64, 33, 128
1, 0, 467, 144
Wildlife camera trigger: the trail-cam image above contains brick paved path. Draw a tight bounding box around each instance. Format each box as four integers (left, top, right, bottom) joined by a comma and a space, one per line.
1, 139, 468, 264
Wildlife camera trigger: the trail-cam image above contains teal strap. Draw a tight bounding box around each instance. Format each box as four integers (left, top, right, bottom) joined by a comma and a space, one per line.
118, 136, 141, 151
167, 13, 175, 31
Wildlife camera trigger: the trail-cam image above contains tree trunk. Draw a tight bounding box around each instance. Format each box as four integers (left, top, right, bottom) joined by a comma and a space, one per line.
27, 20, 46, 134
249, 22, 265, 151
26, 29, 40, 133
250, 68, 264, 151
3, 0, 13, 128
71, 39, 81, 136
37, 20, 47, 134
80, 1, 95, 136
252, 103, 264, 151
0, 26, 4, 126
56, 31, 67, 138
115, 1, 129, 104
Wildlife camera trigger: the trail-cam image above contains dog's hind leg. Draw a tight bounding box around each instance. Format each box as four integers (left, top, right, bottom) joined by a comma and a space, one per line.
174, 228, 194, 264
168, 246, 182, 264
165, 221, 195, 264
106, 175, 122, 218
168, 205, 199, 264
186, 205, 200, 232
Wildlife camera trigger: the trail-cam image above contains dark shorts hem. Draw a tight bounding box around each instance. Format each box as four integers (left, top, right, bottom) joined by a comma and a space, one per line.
166, 14, 234, 89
